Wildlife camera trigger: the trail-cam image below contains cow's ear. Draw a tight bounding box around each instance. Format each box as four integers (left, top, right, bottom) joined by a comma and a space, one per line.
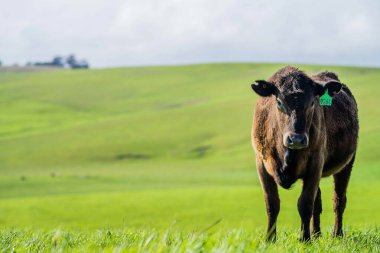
316, 81, 342, 97
251, 80, 276, 97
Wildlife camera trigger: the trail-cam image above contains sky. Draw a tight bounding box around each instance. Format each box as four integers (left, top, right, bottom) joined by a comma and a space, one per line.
1, 0, 380, 68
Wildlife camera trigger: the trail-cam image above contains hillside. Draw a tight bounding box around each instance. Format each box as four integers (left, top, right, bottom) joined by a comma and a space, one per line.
0, 63, 379, 230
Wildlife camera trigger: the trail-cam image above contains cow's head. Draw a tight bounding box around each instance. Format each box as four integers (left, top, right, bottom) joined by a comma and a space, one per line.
251, 69, 342, 150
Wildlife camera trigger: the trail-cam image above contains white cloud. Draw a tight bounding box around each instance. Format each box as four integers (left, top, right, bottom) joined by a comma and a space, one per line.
0, 0, 379, 67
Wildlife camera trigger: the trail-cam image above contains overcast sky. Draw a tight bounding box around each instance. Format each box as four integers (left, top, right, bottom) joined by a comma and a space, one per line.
1, 0, 380, 68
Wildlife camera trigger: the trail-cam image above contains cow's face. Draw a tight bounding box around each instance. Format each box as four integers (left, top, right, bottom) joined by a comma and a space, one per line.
251, 75, 342, 150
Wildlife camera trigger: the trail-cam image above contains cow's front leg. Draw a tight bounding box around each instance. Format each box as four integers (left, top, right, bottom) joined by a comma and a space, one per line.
257, 159, 280, 242
311, 187, 322, 238
298, 164, 322, 242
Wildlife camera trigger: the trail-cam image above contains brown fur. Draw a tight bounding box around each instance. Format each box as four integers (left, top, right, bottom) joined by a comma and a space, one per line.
251, 66, 358, 241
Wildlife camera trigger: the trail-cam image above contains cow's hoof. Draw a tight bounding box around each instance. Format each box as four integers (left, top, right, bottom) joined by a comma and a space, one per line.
333, 231, 344, 238
312, 231, 321, 239
298, 236, 311, 243
265, 235, 277, 243
265, 233, 277, 243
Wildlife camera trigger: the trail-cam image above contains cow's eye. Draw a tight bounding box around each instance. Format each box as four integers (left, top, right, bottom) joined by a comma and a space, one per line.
276, 98, 286, 112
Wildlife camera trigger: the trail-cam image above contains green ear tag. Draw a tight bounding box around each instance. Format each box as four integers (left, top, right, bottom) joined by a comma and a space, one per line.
320, 89, 332, 106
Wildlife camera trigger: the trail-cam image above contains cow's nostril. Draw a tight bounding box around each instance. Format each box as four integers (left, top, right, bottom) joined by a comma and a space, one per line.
286, 136, 293, 146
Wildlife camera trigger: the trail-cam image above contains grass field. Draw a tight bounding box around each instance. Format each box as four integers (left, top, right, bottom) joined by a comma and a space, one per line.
0, 63, 379, 252
1, 228, 379, 252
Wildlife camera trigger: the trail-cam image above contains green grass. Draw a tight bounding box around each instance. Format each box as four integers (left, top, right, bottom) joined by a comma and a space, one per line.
0, 63, 379, 252
1, 228, 379, 252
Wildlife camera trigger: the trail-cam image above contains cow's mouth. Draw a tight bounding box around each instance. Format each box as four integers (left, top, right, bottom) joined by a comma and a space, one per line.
286, 144, 308, 150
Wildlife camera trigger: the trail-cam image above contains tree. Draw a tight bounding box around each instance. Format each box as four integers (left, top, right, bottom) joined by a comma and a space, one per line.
52, 56, 64, 67
66, 54, 89, 69
66, 54, 77, 66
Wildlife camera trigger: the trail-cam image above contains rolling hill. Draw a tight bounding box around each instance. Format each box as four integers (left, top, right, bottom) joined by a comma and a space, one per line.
0, 63, 379, 231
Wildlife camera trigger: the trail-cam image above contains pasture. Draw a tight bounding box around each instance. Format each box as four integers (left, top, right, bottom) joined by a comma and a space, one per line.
0, 63, 379, 252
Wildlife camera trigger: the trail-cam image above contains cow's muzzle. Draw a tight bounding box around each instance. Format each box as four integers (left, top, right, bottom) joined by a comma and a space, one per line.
284, 133, 309, 149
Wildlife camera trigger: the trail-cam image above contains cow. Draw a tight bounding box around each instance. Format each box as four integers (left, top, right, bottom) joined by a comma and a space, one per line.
251, 66, 358, 242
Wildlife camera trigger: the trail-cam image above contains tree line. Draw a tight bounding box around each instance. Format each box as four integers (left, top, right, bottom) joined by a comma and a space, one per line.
0, 55, 89, 69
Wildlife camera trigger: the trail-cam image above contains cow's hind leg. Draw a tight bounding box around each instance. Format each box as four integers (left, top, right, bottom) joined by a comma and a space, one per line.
312, 187, 322, 238
333, 154, 355, 237
257, 160, 280, 242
